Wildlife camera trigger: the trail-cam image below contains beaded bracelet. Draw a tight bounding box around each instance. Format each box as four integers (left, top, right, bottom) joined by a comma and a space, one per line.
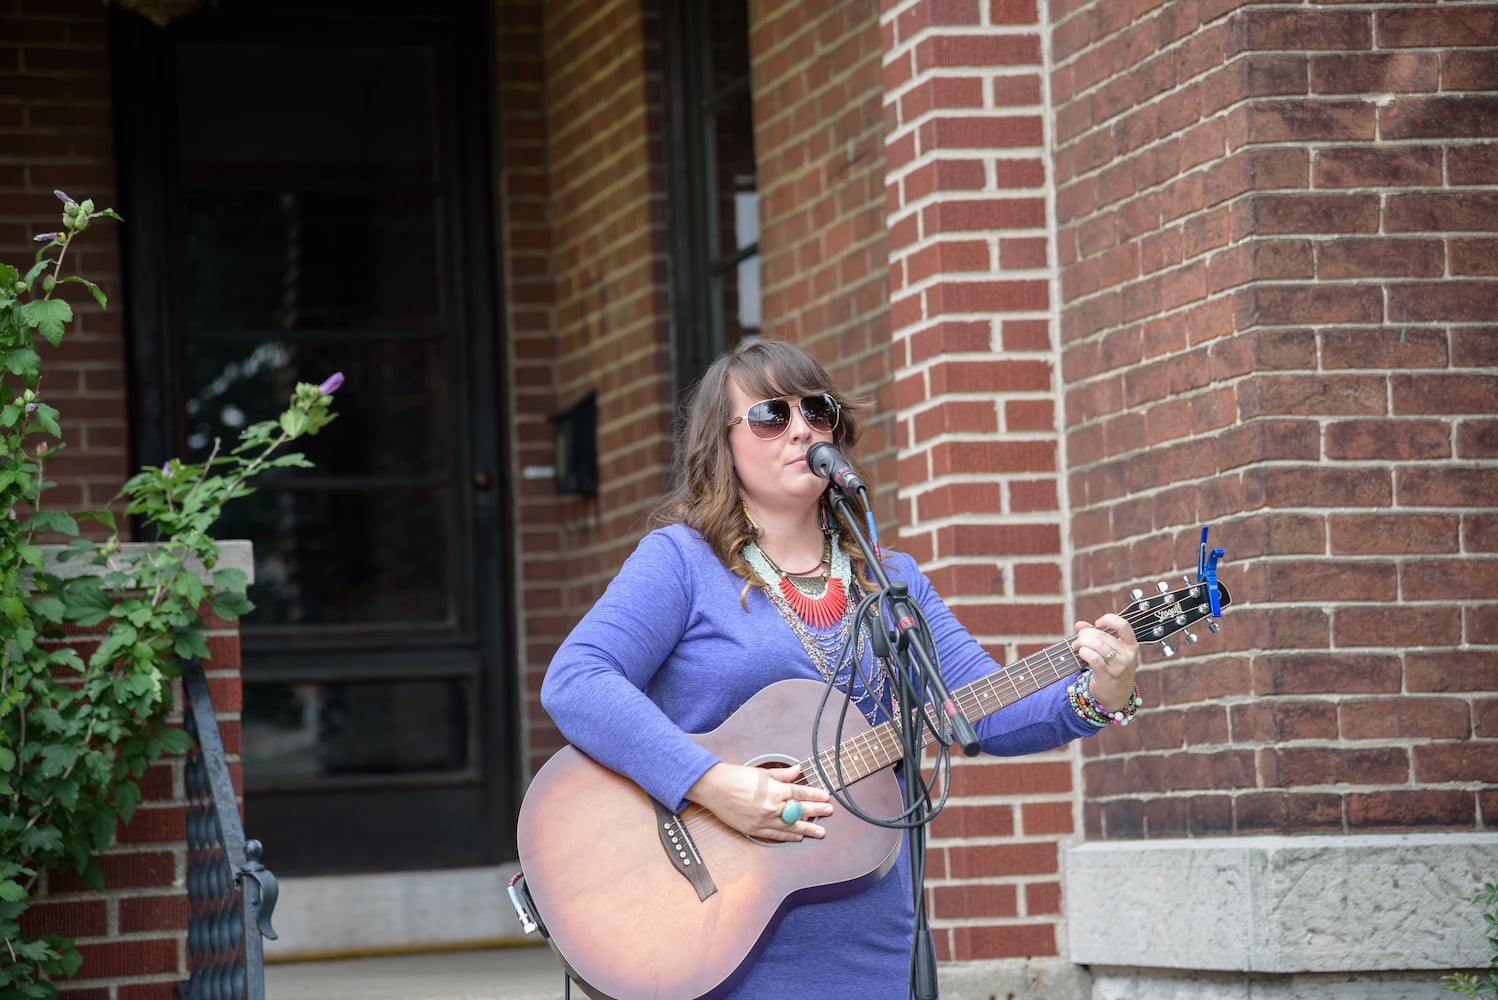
1067, 669, 1143, 727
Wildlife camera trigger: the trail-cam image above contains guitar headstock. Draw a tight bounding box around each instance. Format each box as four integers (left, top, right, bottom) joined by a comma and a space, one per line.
1120, 578, 1233, 657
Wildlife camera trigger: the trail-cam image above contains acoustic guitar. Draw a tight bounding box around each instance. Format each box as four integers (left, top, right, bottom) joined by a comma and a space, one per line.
515, 578, 1231, 999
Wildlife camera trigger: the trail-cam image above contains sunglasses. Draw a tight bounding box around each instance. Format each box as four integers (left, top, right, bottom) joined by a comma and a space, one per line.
728, 393, 841, 441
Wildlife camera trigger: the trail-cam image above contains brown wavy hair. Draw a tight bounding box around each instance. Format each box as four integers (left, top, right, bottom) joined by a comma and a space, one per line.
651, 337, 878, 600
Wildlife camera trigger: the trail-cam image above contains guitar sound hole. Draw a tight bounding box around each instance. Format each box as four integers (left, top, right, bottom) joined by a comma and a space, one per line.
743, 753, 821, 848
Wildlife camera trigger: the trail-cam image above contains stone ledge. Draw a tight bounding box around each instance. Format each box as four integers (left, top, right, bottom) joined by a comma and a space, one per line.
1065, 833, 1498, 973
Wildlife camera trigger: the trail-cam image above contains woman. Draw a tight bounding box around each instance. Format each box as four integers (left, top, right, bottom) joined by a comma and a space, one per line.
539, 337, 1141, 998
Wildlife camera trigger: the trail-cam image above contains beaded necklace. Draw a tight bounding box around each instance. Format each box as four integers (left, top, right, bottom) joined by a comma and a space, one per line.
743, 536, 887, 710
743, 536, 845, 629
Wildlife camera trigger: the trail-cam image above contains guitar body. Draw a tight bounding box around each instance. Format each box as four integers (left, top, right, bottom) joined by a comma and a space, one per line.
516, 678, 905, 1000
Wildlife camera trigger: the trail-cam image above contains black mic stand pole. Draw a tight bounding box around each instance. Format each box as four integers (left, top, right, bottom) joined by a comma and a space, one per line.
822, 481, 981, 999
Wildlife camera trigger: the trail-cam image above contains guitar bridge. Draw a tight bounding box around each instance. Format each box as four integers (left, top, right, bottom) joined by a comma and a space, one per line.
651, 798, 718, 902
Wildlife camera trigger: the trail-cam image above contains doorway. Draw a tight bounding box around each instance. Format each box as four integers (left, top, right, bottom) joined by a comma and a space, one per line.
110, 0, 514, 876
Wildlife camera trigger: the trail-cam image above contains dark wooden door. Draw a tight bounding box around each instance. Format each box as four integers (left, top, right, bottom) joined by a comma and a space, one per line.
111, 0, 513, 875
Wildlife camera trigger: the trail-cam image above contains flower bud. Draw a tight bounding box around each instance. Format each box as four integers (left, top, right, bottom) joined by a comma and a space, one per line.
80, 198, 95, 215
12, 281, 24, 295
33, 232, 58, 243
54, 189, 74, 205
318, 371, 345, 395
41, 275, 55, 292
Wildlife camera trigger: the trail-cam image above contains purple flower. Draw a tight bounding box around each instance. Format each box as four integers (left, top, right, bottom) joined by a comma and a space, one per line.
54, 190, 74, 205
318, 372, 345, 395
33, 232, 58, 242
161, 462, 172, 475
25, 402, 37, 413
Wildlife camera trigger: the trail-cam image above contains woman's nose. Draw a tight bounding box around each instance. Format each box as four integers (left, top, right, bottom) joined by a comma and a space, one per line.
785, 402, 814, 440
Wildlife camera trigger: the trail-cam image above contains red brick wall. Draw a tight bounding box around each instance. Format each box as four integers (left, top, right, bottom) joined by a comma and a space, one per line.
494, 0, 570, 776
752, 0, 898, 525
1051, 0, 1498, 837
22, 599, 245, 999
510, 0, 678, 768
0, 0, 130, 514
880, 0, 1075, 964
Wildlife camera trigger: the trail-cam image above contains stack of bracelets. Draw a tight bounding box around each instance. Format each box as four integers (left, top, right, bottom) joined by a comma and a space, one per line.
1067, 668, 1143, 727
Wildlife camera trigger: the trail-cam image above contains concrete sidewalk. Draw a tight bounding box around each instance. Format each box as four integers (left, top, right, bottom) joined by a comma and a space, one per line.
265, 944, 573, 1000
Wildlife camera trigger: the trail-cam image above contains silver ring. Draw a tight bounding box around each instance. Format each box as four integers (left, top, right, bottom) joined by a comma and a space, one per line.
1103, 648, 1117, 661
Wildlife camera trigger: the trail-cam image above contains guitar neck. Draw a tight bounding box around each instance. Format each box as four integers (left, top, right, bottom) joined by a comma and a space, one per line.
799, 638, 1084, 791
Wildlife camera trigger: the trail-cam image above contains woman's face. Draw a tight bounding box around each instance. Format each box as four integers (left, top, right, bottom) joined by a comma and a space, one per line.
727, 378, 835, 517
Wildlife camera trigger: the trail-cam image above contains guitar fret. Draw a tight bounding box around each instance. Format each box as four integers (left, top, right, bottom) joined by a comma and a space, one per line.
802, 637, 1095, 795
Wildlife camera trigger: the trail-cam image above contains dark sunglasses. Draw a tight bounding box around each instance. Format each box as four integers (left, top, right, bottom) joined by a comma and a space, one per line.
728, 393, 841, 441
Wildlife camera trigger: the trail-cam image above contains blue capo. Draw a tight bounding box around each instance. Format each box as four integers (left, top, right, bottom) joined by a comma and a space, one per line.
1197, 525, 1225, 617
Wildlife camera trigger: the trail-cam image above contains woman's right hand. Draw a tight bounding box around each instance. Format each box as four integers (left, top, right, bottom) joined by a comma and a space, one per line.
686, 762, 832, 842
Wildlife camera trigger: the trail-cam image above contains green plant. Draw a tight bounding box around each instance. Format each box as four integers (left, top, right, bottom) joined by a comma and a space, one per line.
1443, 882, 1498, 998
0, 192, 340, 997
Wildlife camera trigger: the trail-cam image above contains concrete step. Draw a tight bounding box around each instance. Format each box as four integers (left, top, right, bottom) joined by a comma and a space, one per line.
265, 944, 572, 1000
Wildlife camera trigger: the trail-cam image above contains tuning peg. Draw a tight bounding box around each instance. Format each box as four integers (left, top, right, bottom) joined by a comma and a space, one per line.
1161, 642, 1177, 657
1207, 620, 1221, 634
1184, 631, 1198, 646
1130, 588, 1144, 601
1156, 581, 1169, 593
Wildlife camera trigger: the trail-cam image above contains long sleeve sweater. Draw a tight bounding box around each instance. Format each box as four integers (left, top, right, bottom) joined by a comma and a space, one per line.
539, 523, 1100, 999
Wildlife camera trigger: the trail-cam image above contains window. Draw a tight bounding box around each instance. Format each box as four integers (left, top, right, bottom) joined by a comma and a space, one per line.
663, 0, 760, 395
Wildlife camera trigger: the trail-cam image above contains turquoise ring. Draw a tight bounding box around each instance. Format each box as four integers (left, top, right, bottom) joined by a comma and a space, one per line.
780, 800, 803, 825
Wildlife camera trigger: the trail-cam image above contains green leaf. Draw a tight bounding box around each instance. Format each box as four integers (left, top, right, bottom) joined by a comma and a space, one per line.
59, 274, 108, 309
2, 347, 40, 378
30, 595, 64, 624
23, 256, 53, 292
0, 746, 14, 771
62, 576, 112, 627
173, 570, 207, 610
212, 566, 249, 592
210, 588, 255, 620
279, 408, 310, 437
159, 727, 195, 754
0, 878, 27, 902
22, 510, 78, 537
172, 629, 209, 661
18, 298, 72, 347
31, 402, 60, 438
114, 778, 142, 823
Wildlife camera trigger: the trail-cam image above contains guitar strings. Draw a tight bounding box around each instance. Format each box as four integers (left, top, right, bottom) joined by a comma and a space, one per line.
672, 589, 1214, 841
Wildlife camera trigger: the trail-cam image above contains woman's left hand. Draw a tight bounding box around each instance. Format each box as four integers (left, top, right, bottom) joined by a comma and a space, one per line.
1071, 613, 1140, 712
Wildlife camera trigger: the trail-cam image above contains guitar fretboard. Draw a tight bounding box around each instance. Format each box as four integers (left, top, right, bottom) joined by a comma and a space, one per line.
798, 638, 1085, 792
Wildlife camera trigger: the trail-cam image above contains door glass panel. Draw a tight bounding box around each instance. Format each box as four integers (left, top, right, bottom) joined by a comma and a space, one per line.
174, 31, 470, 787
244, 679, 472, 787
182, 191, 442, 334
177, 43, 436, 176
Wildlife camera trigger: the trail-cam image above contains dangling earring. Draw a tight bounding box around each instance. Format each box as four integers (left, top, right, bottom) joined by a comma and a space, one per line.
742, 498, 761, 538
818, 491, 835, 537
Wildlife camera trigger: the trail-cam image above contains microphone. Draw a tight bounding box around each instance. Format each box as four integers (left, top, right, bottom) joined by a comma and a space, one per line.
806, 442, 867, 494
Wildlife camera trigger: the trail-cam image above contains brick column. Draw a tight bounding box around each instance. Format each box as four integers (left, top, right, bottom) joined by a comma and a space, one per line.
1051, 0, 1498, 992
23, 543, 250, 1000
881, 0, 1078, 968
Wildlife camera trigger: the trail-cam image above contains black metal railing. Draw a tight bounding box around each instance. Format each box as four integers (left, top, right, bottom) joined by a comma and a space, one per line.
178, 657, 279, 1000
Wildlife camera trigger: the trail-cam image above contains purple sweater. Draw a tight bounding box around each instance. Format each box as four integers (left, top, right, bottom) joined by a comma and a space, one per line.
540, 524, 1098, 998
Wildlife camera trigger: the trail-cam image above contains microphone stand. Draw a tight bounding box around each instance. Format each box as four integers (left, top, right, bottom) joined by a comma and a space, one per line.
822, 479, 980, 999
